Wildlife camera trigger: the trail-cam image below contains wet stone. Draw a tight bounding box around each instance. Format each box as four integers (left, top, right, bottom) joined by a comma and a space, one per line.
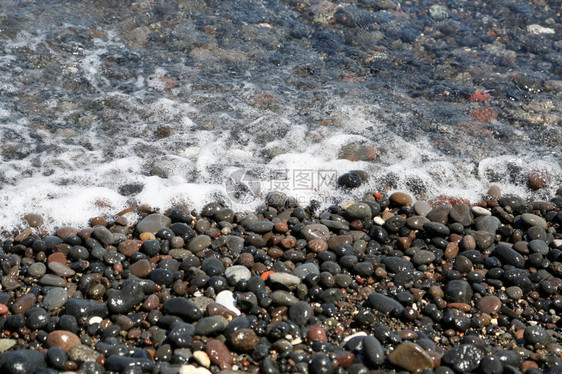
28, 262, 47, 277
388, 342, 434, 371
445, 280, 473, 303
477, 296, 501, 314
441, 344, 482, 373
105, 356, 154, 372
43, 287, 68, 311
268, 272, 301, 289
289, 301, 313, 326
91, 225, 114, 246
188, 235, 212, 254
412, 250, 436, 266
48, 261, 75, 277
107, 283, 145, 314
46, 330, 81, 352
423, 222, 450, 236
194, 315, 228, 336
3, 349, 46, 374
129, 259, 153, 278
346, 203, 373, 220
293, 263, 320, 279
271, 290, 299, 306
162, 297, 202, 322
524, 325, 551, 345
363, 336, 385, 366
206, 339, 233, 370
475, 216, 501, 233
406, 216, 431, 230
137, 214, 172, 234
369, 293, 405, 315
224, 265, 251, 285
390, 192, 412, 206
450, 204, 473, 226
495, 244, 525, 268
382, 257, 414, 273
64, 298, 108, 319
309, 353, 333, 374
301, 224, 331, 241
229, 328, 258, 352
521, 213, 548, 229
40, 274, 67, 287
248, 221, 275, 233
466, 230, 495, 250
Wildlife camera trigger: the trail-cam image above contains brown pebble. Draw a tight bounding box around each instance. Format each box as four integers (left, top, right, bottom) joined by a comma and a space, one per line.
280, 236, 296, 249
488, 185, 501, 199
206, 339, 233, 369
142, 294, 160, 311
268, 248, 283, 259
307, 325, 328, 342
15, 228, 33, 242
274, 221, 289, 233
139, 232, 156, 241
461, 235, 476, 251
48, 252, 67, 265
118, 239, 142, 257
56, 226, 78, 239
527, 170, 551, 190
129, 259, 153, 278
229, 328, 259, 352
90, 216, 107, 227
46, 330, 82, 352
447, 303, 471, 312
327, 235, 352, 250
444, 242, 459, 259
388, 342, 434, 371
336, 352, 355, 368
24, 213, 44, 228
390, 192, 413, 206
11, 293, 36, 314
308, 239, 328, 253
477, 295, 501, 314
238, 253, 254, 268
207, 302, 237, 320
429, 285, 444, 299
399, 330, 418, 340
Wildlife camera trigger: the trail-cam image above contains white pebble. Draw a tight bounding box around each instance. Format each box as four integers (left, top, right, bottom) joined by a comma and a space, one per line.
179, 365, 212, 374
89, 316, 102, 325
373, 216, 385, 225
215, 290, 241, 316
471, 206, 491, 216
343, 331, 367, 342
527, 24, 555, 35
192, 351, 211, 368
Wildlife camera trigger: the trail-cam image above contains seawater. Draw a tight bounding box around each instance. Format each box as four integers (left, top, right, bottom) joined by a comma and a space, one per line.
0, 0, 560, 231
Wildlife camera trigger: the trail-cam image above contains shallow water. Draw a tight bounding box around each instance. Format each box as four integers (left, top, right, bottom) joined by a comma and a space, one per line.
0, 0, 560, 230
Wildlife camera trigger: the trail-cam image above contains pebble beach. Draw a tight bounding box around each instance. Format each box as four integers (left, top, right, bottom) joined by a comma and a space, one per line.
0, 187, 562, 374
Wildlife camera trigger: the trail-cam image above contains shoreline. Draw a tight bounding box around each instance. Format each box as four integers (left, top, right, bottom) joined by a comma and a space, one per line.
0, 186, 561, 373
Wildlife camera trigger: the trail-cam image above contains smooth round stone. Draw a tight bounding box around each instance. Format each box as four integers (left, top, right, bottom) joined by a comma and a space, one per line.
289, 301, 313, 326
475, 216, 501, 233
91, 225, 114, 245
46, 330, 81, 352
215, 290, 241, 316
162, 297, 202, 321
445, 280, 473, 303
368, 293, 405, 315
480, 355, 503, 374
521, 213, 548, 229
68, 344, 100, 362
4, 349, 45, 374
441, 344, 482, 373
26, 307, 49, 329
137, 214, 172, 234
107, 283, 145, 314
301, 224, 331, 241
495, 244, 525, 268
229, 328, 259, 352
529, 240, 549, 256
524, 325, 551, 345
412, 250, 436, 266
390, 192, 413, 206
471, 206, 491, 216
64, 298, 108, 319
426, 205, 451, 224
28, 262, 47, 277
24, 213, 44, 227
271, 290, 299, 306
56, 226, 78, 239
406, 216, 430, 230
450, 204, 473, 226
11, 293, 36, 314
477, 296, 501, 314
363, 336, 385, 366
129, 259, 153, 278
338, 172, 362, 189
46, 346, 67, 370
248, 221, 275, 233
321, 219, 349, 231
414, 201, 432, 216
206, 340, 233, 370
505, 286, 523, 299
423, 222, 450, 236
39, 274, 67, 287
188, 235, 212, 254
346, 203, 373, 220
382, 257, 414, 273
225, 265, 251, 284
384, 215, 406, 233
309, 353, 333, 374
467, 230, 495, 250
388, 342, 434, 371
191, 296, 214, 313
48, 262, 76, 277
268, 272, 301, 289
293, 263, 320, 279
194, 316, 228, 336
43, 288, 68, 311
